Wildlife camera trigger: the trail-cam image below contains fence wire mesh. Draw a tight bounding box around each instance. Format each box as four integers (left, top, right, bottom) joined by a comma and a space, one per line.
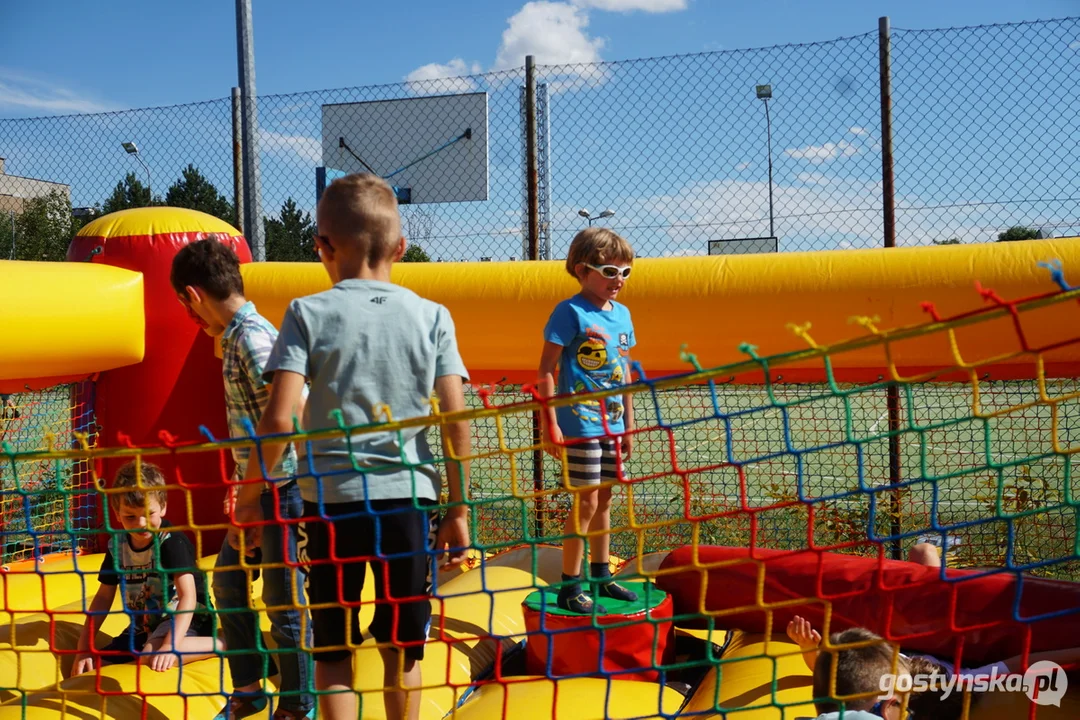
1, 18, 1077, 264
0, 382, 98, 565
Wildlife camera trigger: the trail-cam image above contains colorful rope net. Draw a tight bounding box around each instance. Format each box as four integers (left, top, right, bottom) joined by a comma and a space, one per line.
2, 275, 1080, 720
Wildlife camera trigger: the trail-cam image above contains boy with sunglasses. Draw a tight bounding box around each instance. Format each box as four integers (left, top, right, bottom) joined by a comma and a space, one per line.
538, 227, 639, 613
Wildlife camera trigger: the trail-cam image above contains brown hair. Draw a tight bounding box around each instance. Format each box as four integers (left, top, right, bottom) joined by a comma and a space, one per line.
170, 237, 245, 300
110, 461, 168, 510
906, 655, 970, 720
813, 627, 904, 714
564, 227, 635, 277
317, 173, 402, 265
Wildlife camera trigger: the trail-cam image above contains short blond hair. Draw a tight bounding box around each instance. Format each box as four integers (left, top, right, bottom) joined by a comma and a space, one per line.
317, 173, 402, 265
564, 227, 634, 277
110, 461, 168, 510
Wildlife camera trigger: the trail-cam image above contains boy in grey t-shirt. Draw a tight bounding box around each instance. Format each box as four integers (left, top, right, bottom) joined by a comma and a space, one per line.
229, 173, 471, 720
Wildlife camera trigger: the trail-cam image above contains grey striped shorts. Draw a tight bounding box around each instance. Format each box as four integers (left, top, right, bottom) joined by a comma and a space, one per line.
564, 437, 621, 488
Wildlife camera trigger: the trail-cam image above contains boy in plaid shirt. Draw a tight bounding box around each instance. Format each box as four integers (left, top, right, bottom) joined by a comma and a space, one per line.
171, 239, 313, 720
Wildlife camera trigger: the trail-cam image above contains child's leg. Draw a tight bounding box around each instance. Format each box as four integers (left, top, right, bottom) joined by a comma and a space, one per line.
589, 438, 637, 603
367, 499, 437, 720
558, 438, 608, 612
259, 483, 315, 715
141, 620, 223, 665
211, 527, 269, 698
561, 487, 600, 577
302, 499, 369, 720
380, 648, 422, 720
314, 658, 356, 720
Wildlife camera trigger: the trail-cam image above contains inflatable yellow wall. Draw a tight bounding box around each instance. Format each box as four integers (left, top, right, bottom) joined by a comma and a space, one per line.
243, 237, 1080, 382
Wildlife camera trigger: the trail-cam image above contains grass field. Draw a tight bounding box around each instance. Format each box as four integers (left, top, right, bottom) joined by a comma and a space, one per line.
3, 376, 1077, 578
463, 378, 1080, 578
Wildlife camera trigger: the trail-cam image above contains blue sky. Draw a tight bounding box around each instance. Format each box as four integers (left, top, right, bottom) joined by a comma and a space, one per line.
1, 1, 1078, 259
1, 0, 1074, 117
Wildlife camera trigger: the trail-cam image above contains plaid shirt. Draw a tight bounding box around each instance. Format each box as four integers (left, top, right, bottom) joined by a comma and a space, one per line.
221, 302, 297, 483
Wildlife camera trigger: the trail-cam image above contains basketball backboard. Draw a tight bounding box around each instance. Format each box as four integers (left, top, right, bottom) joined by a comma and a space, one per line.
707, 236, 779, 255
320, 92, 489, 205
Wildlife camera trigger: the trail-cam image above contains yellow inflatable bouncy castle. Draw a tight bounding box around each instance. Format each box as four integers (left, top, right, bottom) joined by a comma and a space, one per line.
2, 206, 1080, 719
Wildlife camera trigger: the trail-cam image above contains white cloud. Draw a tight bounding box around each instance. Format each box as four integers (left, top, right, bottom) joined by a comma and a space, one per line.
735, 161, 752, 171
784, 140, 859, 164
495, 2, 605, 69
1069, 40, 1080, 50
848, 126, 868, 136
260, 130, 322, 166
640, 175, 1003, 253
0, 68, 111, 115
796, 172, 832, 186
404, 58, 482, 95
572, 0, 687, 12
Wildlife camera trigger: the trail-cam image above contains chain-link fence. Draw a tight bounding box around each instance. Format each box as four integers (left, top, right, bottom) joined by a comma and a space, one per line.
1, 18, 1077, 263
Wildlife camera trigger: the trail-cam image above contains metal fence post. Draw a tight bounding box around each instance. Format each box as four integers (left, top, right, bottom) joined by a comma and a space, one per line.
524, 56, 546, 540
231, 87, 243, 235
236, 0, 265, 261
879, 16, 903, 560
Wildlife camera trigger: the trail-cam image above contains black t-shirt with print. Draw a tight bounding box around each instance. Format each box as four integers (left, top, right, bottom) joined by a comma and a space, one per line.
98, 519, 209, 634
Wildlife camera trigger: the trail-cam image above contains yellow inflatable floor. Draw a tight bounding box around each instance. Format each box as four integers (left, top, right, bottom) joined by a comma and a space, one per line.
6, 547, 1080, 719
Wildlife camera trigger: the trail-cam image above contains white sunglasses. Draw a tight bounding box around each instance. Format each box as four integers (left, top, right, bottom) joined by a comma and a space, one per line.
586, 263, 632, 279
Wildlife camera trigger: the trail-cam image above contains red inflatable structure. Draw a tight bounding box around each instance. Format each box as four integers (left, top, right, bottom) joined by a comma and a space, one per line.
657, 545, 1080, 666
68, 208, 251, 552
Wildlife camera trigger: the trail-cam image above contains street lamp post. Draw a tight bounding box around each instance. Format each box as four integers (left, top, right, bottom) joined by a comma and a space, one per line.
121, 142, 152, 200
578, 208, 616, 227
755, 84, 775, 239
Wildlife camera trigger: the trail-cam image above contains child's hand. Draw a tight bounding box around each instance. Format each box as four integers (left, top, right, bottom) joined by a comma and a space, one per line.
72, 653, 96, 675
786, 615, 822, 651
145, 651, 178, 673
543, 423, 564, 459
223, 485, 237, 516
227, 502, 263, 557
621, 434, 634, 459
434, 506, 470, 569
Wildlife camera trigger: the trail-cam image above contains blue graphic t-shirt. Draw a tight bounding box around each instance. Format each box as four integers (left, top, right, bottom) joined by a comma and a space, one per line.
544, 294, 636, 439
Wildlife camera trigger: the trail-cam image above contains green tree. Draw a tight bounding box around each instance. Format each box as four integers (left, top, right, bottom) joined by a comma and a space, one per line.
997, 226, 1040, 242
165, 165, 235, 225
101, 173, 153, 214
11, 190, 76, 261
264, 198, 316, 262
932, 238, 961, 245
402, 244, 431, 262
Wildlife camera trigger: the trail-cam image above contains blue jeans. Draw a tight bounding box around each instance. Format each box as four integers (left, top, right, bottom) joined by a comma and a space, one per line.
213, 482, 313, 713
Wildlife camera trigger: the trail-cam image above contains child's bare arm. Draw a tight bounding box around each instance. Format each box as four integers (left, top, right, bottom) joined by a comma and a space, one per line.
434, 374, 471, 568
1001, 646, 1080, 673
229, 371, 307, 552
73, 584, 117, 674
167, 572, 199, 642
622, 355, 635, 458
144, 572, 198, 672
786, 615, 822, 672
538, 341, 564, 456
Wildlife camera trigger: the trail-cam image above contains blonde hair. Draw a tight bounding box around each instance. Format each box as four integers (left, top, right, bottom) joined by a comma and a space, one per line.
110, 461, 168, 510
564, 227, 635, 277
317, 173, 402, 265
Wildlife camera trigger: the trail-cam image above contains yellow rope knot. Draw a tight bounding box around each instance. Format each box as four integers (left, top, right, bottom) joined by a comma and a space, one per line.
848, 315, 882, 335
786, 322, 819, 349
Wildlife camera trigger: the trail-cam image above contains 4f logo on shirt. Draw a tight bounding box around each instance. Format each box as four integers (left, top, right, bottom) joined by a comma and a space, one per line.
370, 296, 387, 305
